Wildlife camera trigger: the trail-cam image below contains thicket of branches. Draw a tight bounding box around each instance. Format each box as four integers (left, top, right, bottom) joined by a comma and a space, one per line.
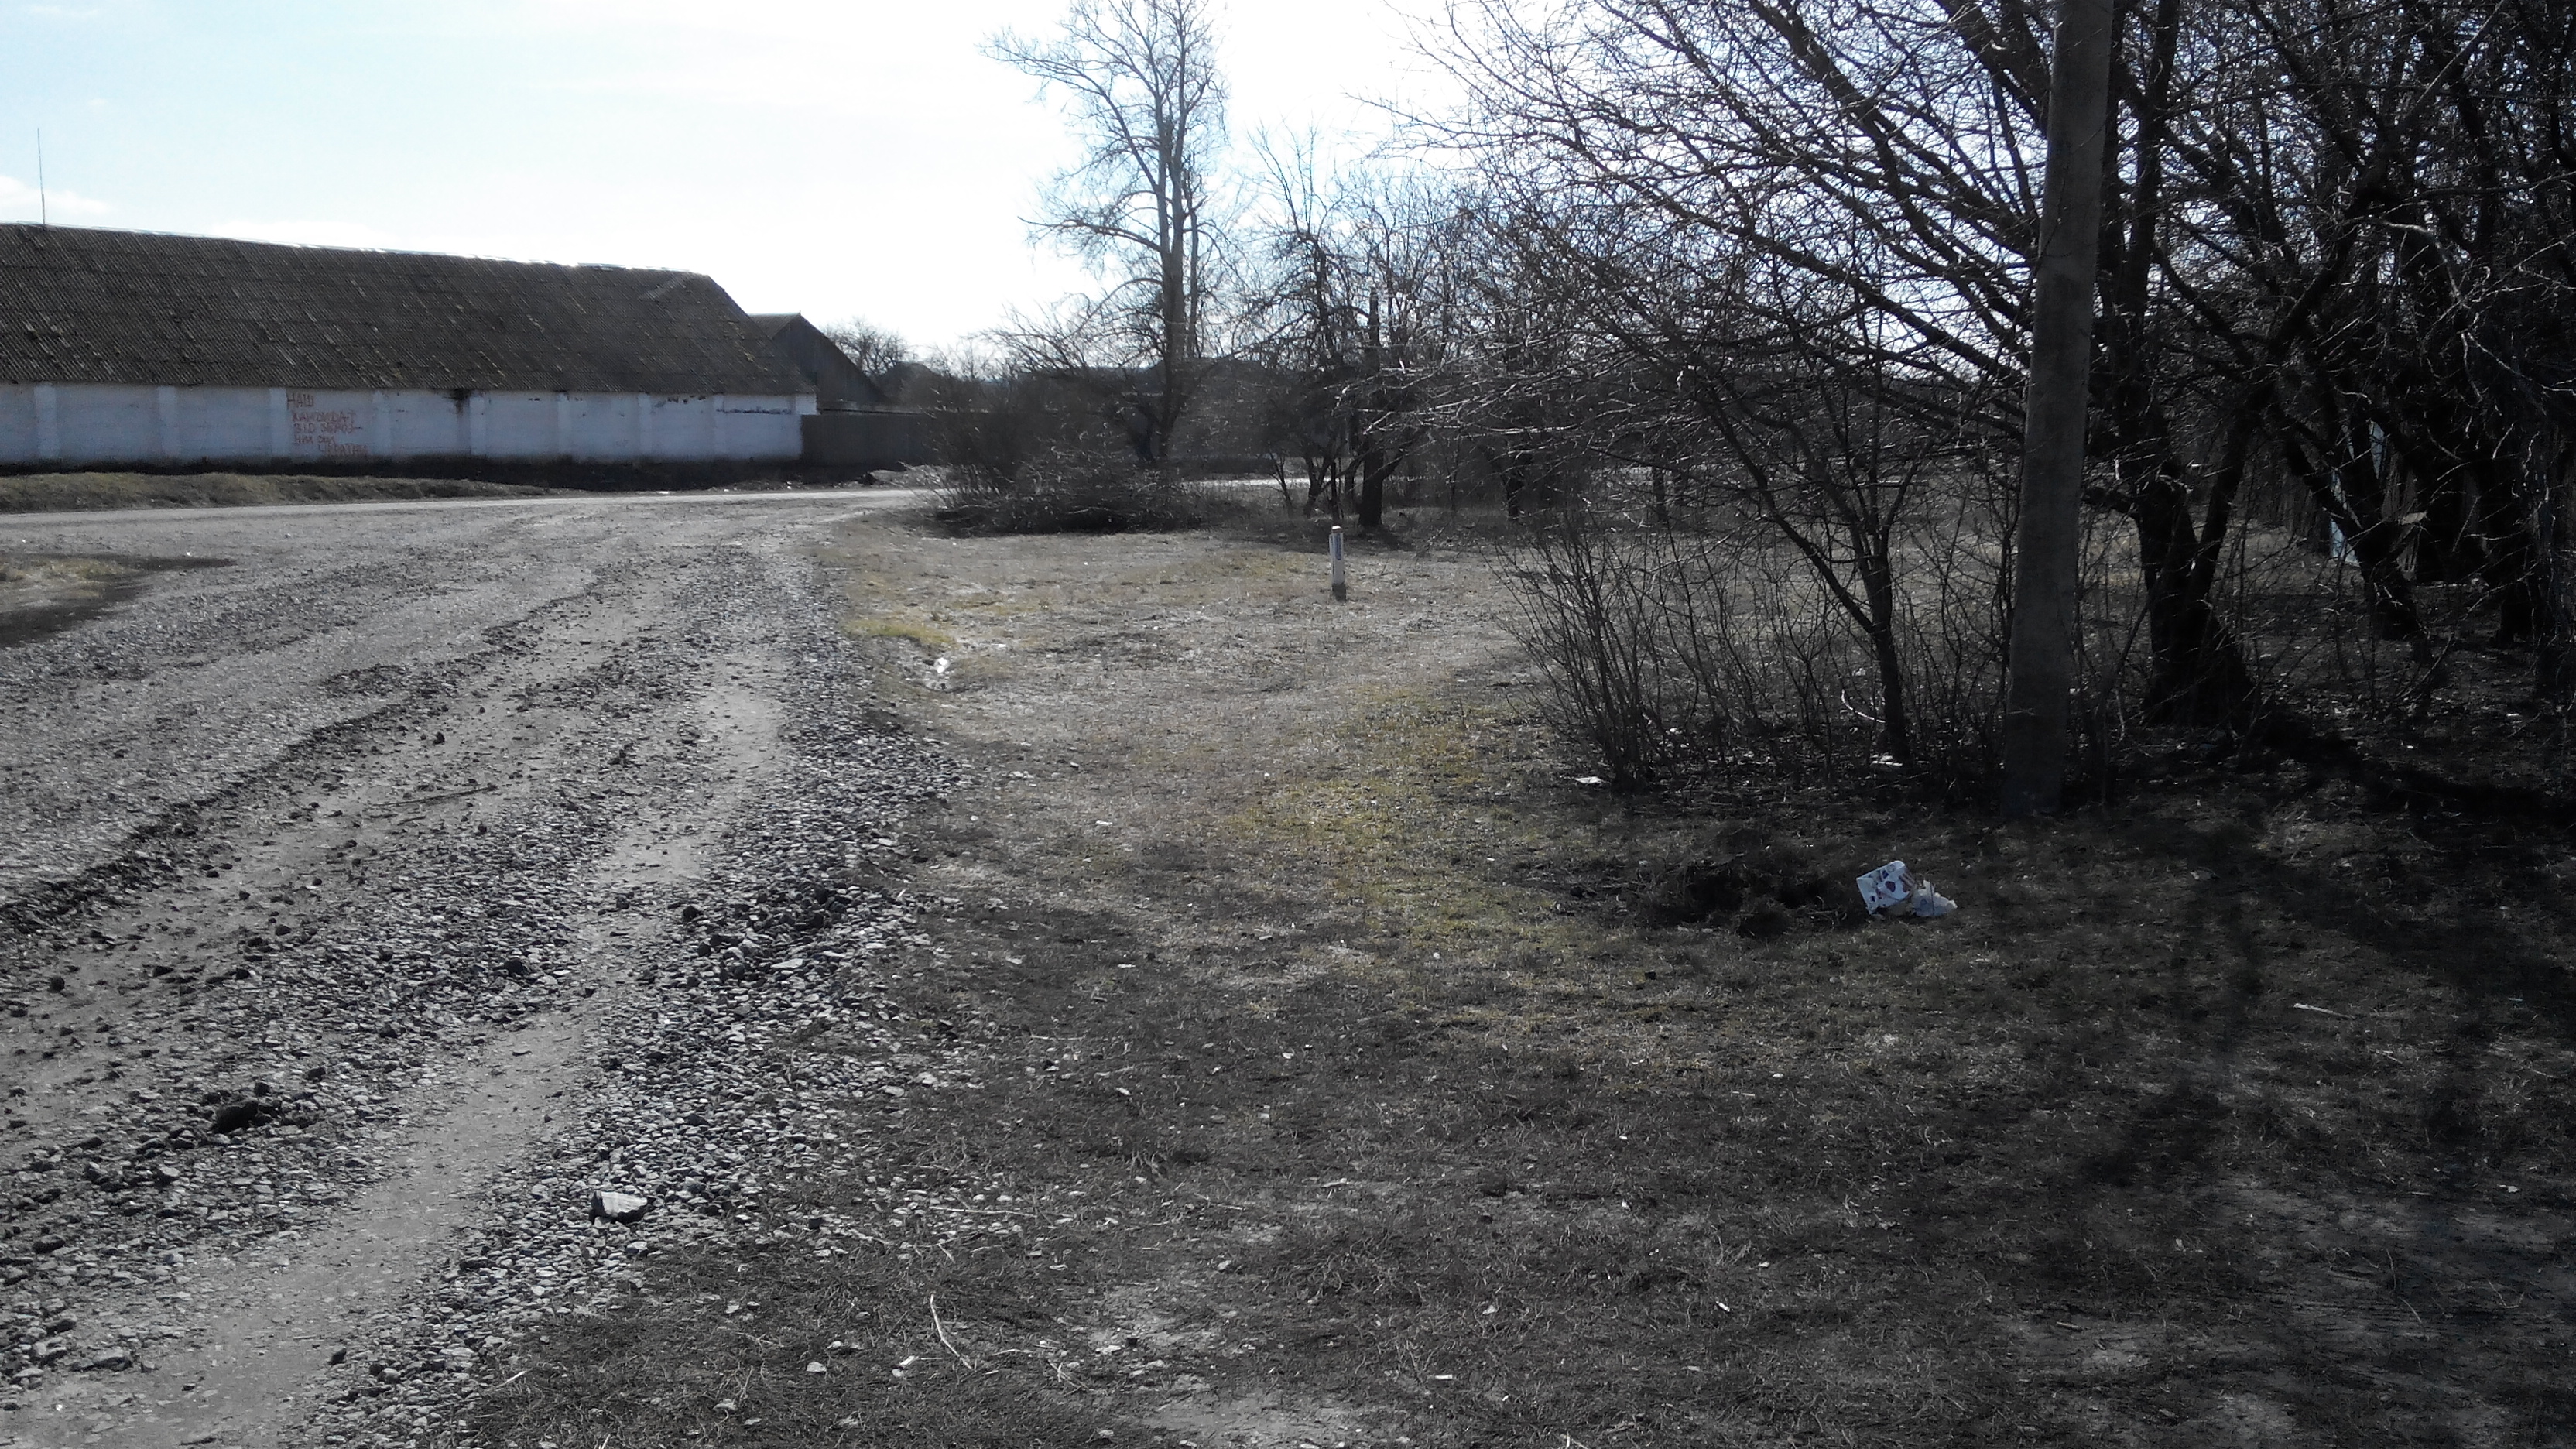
980, 0, 2576, 795
1414, 0, 2576, 793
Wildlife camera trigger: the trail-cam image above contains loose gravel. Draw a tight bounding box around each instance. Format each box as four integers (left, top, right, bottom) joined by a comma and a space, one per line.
298, 613, 971, 1449
0, 493, 983, 1448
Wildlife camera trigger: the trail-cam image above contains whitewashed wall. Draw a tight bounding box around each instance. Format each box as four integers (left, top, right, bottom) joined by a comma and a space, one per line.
0, 384, 814, 465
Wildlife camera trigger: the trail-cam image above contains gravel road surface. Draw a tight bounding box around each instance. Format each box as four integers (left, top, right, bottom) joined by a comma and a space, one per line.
0, 491, 957, 1447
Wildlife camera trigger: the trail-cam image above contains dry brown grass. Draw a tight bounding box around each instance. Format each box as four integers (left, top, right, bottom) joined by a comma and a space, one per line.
474, 504, 2576, 1449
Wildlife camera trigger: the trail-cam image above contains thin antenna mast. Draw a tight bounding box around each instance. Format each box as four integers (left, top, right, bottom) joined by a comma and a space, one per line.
36, 129, 46, 228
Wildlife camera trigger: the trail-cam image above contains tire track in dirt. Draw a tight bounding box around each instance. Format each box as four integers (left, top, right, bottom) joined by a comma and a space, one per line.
0, 495, 912, 1447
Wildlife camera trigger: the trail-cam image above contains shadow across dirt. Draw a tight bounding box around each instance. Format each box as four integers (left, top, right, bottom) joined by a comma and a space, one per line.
1856, 800, 2575, 1444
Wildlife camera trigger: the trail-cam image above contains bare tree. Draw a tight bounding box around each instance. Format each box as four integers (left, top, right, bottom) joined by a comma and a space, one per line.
989, 0, 1228, 463
819, 319, 910, 384
1242, 138, 1469, 526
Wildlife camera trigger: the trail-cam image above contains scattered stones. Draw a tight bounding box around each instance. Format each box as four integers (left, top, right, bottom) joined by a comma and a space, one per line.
250, 546, 970, 1442
0, 511, 994, 1440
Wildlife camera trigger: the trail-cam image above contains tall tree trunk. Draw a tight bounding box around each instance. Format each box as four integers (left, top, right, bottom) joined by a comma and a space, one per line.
2541, 442, 2576, 705
2129, 465, 2238, 718
1999, 0, 2118, 817
1355, 443, 1386, 529
2276, 431, 2422, 638
1859, 540, 1916, 766
2472, 454, 2546, 643
1159, 232, 1189, 465
2140, 431, 2262, 722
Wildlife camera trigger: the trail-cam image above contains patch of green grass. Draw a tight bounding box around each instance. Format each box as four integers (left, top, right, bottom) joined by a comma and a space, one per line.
842, 615, 958, 653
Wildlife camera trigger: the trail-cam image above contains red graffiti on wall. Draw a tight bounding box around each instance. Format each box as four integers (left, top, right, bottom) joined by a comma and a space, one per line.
292, 396, 367, 452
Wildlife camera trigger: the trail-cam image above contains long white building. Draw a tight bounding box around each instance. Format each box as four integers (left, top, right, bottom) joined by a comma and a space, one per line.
0, 224, 816, 467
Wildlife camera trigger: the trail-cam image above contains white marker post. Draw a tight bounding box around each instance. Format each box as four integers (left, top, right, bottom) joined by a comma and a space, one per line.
1329, 526, 1348, 601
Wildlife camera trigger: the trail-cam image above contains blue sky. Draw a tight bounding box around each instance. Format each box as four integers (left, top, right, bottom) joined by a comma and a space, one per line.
0, 0, 1438, 355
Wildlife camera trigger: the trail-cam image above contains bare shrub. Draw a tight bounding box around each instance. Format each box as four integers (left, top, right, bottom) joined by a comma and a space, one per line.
918, 368, 1092, 482
1499, 466, 2013, 792
1496, 501, 1695, 788
1430, 0, 2576, 799
933, 450, 1209, 535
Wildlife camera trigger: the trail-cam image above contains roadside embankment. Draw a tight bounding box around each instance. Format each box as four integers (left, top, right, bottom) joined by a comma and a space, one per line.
0, 472, 567, 514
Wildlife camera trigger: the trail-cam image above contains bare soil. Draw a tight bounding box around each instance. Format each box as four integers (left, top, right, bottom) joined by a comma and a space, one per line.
0, 491, 937, 1447
467, 504, 2575, 1448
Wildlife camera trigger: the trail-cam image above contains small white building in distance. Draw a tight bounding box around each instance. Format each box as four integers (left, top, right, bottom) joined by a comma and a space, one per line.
0, 224, 817, 467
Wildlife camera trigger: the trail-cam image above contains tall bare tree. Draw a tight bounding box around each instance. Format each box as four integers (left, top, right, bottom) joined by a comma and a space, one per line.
990, 0, 1228, 464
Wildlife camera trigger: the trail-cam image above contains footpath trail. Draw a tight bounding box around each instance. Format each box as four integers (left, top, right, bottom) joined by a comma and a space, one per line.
0, 490, 942, 1448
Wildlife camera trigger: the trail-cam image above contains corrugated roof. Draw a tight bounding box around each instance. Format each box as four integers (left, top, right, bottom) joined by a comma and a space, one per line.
747, 312, 892, 410
0, 224, 813, 394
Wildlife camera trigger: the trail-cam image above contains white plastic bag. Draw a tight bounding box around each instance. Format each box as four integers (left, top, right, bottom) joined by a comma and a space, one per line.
1856, 860, 1914, 914
1857, 859, 1958, 919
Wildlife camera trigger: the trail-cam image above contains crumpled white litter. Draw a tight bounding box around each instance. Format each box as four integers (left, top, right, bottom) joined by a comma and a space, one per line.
1856, 859, 1958, 919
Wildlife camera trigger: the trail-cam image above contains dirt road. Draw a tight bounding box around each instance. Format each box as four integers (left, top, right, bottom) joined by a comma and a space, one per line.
0, 490, 942, 1447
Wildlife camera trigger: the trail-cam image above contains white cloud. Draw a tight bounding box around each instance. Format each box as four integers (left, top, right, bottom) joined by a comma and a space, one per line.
0, 174, 110, 218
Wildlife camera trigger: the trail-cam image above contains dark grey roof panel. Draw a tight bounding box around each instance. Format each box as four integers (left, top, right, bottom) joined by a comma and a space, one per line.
0, 224, 813, 394
750, 312, 891, 410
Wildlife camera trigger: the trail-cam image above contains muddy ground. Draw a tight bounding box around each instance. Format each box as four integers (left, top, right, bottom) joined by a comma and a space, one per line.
3, 490, 2571, 1449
